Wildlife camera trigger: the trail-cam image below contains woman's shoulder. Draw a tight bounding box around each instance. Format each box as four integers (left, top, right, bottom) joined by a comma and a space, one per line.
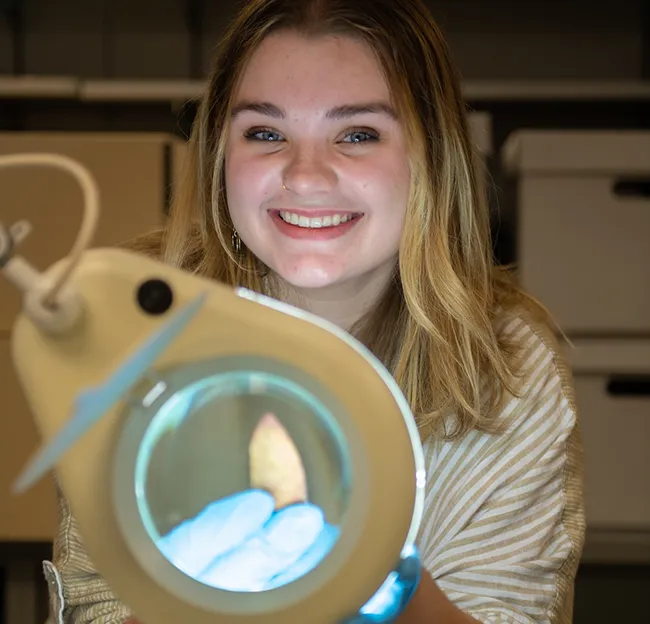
494, 299, 575, 396
488, 300, 579, 444
423, 300, 581, 484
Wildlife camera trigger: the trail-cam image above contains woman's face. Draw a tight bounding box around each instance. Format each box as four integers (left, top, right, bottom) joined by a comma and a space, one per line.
225, 31, 410, 291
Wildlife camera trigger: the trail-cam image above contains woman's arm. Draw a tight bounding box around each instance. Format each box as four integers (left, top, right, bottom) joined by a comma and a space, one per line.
398, 571, 480, 624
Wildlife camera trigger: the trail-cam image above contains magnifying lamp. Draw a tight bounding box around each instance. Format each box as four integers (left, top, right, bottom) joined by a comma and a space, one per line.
0, 153, 426, 623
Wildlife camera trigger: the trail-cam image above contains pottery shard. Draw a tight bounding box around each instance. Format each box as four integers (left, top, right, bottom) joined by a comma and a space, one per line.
249, 412, 307, 509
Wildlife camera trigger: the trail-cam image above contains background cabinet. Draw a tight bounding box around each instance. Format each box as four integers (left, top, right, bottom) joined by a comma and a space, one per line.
0, 132, 184, 541
502, 130, 650, 336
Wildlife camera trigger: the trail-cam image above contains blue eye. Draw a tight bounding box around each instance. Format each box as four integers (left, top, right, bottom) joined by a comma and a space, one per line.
342, 130, 379, 144
245, 129, 284, 142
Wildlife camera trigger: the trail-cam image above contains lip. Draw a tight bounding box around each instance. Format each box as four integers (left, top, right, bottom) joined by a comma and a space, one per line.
269, 209, 364, 241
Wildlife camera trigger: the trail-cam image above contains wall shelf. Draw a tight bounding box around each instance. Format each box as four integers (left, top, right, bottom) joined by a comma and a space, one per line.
1, 76, 649, 103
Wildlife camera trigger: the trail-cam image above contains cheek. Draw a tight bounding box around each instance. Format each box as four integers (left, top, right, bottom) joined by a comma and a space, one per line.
352, 153, 410, 216
384, 153, 411, 224
225, 152, 274, 214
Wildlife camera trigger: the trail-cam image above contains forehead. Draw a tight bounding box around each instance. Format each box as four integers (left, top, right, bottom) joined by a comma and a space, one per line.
235, 31, 391, 108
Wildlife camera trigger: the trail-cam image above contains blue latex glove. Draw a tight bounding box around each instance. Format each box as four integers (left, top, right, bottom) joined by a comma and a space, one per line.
157, 489, 420, 623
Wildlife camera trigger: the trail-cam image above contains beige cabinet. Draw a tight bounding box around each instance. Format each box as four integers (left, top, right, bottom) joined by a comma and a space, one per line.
0, 132, 186, 540
0, 338, 59, 540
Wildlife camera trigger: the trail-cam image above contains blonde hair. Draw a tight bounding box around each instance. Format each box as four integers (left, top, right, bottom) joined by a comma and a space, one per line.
129, 0, 551, 439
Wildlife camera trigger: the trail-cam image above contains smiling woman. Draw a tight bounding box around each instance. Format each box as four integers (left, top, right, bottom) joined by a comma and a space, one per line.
44, 1, 585, 623
224, 31, 409, 295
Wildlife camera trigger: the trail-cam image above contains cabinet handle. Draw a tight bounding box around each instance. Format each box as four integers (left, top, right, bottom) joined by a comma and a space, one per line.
606, 376, 650, 397
612, 179, 650, 199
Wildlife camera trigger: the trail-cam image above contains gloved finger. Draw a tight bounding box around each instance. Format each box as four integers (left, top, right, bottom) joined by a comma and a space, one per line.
264, 522, 340, 590
157, 489, 275, 580
198, 502, 325, 591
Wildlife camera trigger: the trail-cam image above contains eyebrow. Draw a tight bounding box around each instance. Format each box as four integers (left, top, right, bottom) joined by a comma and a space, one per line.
230, 101, 397, 120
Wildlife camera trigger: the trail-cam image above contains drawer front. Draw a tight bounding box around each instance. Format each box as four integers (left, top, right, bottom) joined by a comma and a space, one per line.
518, 176, 650, 334
575, 374, 650, 530
0, 338, 57, 541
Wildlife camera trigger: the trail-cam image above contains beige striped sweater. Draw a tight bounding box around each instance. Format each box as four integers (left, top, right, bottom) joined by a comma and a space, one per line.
42, 308, 585, 624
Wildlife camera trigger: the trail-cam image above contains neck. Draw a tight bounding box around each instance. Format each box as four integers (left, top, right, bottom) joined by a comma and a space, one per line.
270, 263, 397, 331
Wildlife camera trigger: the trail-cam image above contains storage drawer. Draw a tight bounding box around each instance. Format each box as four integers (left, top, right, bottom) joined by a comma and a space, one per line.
0, 338, 57, 541
502, 130, 650, 335
0, 132, 184, 331
566, 339, 650, 531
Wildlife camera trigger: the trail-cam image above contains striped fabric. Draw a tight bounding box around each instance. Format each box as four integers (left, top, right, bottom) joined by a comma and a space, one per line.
417, 310, 585, 624
42, 308, 585, 624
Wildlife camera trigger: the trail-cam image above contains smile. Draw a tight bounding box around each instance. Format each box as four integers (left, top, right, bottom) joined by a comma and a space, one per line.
278, 211, 362, 229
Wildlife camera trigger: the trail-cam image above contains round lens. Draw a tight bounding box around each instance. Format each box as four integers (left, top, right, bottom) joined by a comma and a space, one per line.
115, 357, 352, 595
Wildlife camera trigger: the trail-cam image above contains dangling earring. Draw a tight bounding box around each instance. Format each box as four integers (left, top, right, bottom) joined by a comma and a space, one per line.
231, 229, 242, 254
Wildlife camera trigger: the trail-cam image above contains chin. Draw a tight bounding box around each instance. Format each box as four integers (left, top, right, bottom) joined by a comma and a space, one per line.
281, 272, 342, 291
273, 262, 346, 292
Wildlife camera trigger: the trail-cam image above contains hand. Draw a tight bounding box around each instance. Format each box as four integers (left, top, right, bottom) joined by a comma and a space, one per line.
157, 489, 338, 591
157, 489, 420, 622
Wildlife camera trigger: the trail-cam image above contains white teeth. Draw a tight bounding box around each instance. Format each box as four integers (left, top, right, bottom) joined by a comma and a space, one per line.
279, 212, 355, 229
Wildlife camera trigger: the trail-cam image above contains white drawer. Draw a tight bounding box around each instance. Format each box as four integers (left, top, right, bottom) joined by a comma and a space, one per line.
503, 130, 650, 335
566, 339, 650, 531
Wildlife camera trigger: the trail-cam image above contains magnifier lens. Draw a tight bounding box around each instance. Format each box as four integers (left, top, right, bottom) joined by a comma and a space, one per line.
131, 368, 352, 593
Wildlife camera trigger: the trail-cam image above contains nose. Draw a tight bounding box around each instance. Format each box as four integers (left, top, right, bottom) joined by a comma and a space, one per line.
282, 146, 337, 196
